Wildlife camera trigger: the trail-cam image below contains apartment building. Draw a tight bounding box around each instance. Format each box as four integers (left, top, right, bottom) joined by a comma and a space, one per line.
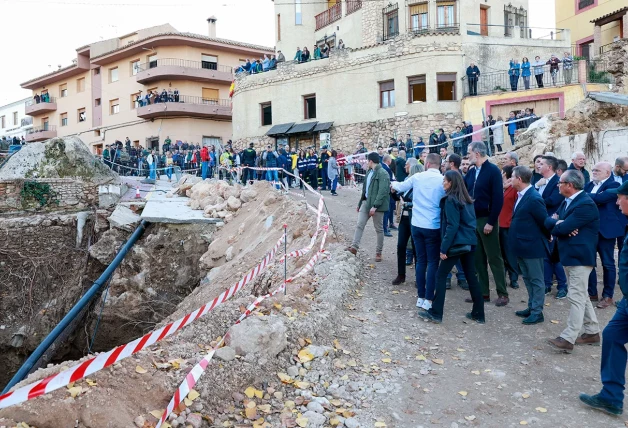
21, 20, 273, 153
556, 0, 627, 58
233, 0, 572, 152
0, 98, 32, 140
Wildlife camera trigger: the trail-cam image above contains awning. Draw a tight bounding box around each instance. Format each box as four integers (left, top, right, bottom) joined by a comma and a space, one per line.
590, 6, 628, 25
286, 121, 318, 135
266, 122, 295, 136
313, 122, 333, 132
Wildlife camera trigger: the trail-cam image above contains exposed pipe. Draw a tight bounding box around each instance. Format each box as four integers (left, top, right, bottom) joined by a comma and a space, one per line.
2, 220, 149, 394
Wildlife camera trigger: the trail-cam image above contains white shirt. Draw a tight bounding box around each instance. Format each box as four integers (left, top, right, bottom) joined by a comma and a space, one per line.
565, 190, 583, 210
514, 184, 532, 211
590, 176, 610, 194
536, 173, 555, 197
391, 168, 445, 229
613, 174, 623, 184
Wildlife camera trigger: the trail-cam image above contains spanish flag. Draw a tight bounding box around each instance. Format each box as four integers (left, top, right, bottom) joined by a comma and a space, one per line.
229, 80, 235, 98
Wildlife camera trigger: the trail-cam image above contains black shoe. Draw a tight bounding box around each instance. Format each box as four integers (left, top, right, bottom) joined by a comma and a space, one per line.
384, 232, 393, 237
458, 279, 469, 290
389, 225, 398, 230
331, 192, 338, 196
515, 309, 531, 318
545, 288, 552, 295
579, 393, 623, 415
418, 309, 442, 324
465, 312, 485, 324
446, 278, 452, 290
522, 313, 544, 325
510, 281, 519, 289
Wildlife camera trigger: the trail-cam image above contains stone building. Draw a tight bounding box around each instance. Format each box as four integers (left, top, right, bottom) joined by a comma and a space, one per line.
232, 0, 572, 153
20, 20, 273, 154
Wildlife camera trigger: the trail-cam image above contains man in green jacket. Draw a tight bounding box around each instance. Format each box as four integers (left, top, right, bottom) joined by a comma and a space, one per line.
346, 152, 391, 262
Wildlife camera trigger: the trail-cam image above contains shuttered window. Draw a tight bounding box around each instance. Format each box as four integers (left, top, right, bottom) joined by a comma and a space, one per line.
409, 2, 428, 31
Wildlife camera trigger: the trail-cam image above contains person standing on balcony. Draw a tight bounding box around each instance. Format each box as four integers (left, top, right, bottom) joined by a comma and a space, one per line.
532, 56, 545, 88
466, 62, 480, 96
314, 45, 322, 60
521, 57, 531, 90
174, 88, 179, 102
294, 47, 302, 63
563, 52, 574, 85
546, 54, 562, 86
509, 59, 521, 91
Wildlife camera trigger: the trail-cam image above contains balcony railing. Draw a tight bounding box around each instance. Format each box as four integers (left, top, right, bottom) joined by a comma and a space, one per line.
315, 3, 342, 31
174, 95, 231, 106
435, 23, 460, 33
137, 58, 233, 74
346, 0, 362, 15
27, 125, 56, 134
25, 97, 57, 107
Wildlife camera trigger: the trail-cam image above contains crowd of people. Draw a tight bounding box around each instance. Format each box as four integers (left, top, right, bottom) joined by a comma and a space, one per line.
466, 52, 576, 96
32, 92, 51, 103
345, 142, 628, 416
135, 88, 181, 107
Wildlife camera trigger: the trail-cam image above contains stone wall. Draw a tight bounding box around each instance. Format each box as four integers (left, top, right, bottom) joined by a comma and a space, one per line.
361, 0, 383, 46
602, 40, 628, 94
0, 178, 99, 213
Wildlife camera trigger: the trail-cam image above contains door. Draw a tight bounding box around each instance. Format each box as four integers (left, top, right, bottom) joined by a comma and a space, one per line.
480, 8, 488, 36
202, 88, 219, 104
202, 136, 222, 150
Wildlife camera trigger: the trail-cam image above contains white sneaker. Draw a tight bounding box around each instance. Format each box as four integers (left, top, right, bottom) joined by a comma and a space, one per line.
421, 300, 432, 310
416, 298, 424, 308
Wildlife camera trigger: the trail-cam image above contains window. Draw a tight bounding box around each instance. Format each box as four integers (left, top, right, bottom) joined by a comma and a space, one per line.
202, 88, 219, 103
379, 80, 395, 108
261, 102, 272, 126
110, 99, 120, 115
0, 116, 5, 129
409, 2, 428, 33
304, 94, 316, 119
12, 111, 18, 126
437, 73, 456, 101
93, 68, 100, 75
277, 14, 281, 41
59, 83, 68, 98
94, 129, 101, 137
77, 77, 85, 93
201, 55, 218, 70
60, 112, 68, 127
383, 3, 399, 41
42, 118, 49, 130
295, 0, 302, 25
109, 67, 119, 83
95, 98, 101, 107
131, 92, 141, 109
408, 75, 426, 103
131, 59, 140, 76
436, 1, 456, 29
148, 54, 158, 69
578, 0, 594, 10
78, 108, 86, 122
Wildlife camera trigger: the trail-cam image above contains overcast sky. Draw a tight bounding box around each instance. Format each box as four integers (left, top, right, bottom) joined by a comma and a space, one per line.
0, 0, 554, 106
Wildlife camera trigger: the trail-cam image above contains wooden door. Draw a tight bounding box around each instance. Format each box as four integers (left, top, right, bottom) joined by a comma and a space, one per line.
480, 8, 488, 36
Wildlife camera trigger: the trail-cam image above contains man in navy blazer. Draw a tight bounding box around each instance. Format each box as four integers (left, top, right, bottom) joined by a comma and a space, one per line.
510, 166, 551, 325
585, 162, 627, 309
612, 157, 628, 255
535, 156, 568, 299
545, 170, 601, 353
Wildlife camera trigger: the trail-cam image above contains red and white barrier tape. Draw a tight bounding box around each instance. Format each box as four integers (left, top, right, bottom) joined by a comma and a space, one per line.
157, 221, 330, 427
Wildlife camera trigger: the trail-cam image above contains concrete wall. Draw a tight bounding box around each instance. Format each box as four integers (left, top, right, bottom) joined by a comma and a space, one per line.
556, 0, 625, 48
276, 1, 327, 56
552, 127, 628, 167
314, 3, 362, 49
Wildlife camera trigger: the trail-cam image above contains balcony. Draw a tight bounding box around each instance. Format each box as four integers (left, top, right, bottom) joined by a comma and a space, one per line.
136, 95, 232, 120
346, 0, 362, 16
315, 3, 342, 31
25, 125, 57, 142
25, 97, 57, 116
135, 59, 234, 84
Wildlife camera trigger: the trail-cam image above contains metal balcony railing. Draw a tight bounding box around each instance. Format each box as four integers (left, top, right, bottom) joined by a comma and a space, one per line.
435, 23, 460, 33
346, 0, 362, 15
28, 125, 56, 134
315, 3, 342, 31
137, 58, 233, 74
142, 95, 231, 107
25, 97, 57, 107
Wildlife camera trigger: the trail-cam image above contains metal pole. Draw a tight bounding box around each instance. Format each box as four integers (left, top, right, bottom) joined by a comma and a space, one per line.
283, 224, 288, 295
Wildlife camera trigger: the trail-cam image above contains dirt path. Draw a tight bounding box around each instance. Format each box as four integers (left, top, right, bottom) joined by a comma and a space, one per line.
310, 187, 624, 428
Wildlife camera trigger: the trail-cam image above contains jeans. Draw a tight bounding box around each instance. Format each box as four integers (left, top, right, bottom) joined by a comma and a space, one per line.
499, 227, 519, 284
411, 226, 441, 300
383, 200, 395, 232
522, 75, 530, 90
446, 261, 466, 281
430, 250, 484, 321
350, 204, 385, 254
509, 134, 515, 145
588, 235, 617, 299
535, 74, 544, 88
510, 74, 519, 91
599, 297, 628, 409
149, 163, 156, 180
517, 257, 545, 316
266, 170, 279, 188
475, 217, 508, 298
551, 70, 558, 85
201, 161, 208, 179
166, 166, 173, 180
561, 265, 600, 344
397, 215, 414, 278
544, 241, 567, 291
331, 176, 338, 193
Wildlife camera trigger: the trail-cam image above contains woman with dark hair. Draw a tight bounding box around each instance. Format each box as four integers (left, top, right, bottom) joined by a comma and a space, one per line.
328, 149, 340, 196
418, 170, 485, 324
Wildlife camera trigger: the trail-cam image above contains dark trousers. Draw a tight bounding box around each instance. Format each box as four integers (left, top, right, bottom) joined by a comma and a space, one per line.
411, 226, 441, 300
475, 217, 508, 298
430, 250, 484, 321
517, 257, 545, 316
383, 199, 395, 231
535, 74, 544, 88
599, 297, 628, 408
499, 227, 519, 284
544, 241, 567, 291
242, 165, 254, 183
308, 169, 317, 188
468, 78, 478, 96
397, 215, 414, 278
510, 75, 519, 91
588, 235, 617, 299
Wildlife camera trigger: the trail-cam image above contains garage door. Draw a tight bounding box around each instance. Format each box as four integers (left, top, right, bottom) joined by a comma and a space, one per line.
489, 98, 559, 121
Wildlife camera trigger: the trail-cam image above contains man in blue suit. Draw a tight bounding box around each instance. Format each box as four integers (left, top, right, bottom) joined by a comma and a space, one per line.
545, 170, 601, 353
580, 180, 628, 416
585, 162, 626, 309
535, 156, 568, 299
510, 166, 551, 325
612, 157, 628, 254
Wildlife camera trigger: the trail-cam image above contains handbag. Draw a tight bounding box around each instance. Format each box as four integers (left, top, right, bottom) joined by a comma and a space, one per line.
447, 244, 471, 257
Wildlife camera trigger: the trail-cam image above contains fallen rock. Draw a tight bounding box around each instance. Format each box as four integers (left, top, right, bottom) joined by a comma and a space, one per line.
134, 415, 146, 428
344, 418, 360, 428
302, 411, 327, 427
239, 188, 258, 203
225, 246, 234, 262
226, 315, 287, 357
185, 413, 203, 428
226, 195, 242, 211
88, 228, 128, 264
215, 346, 236, 362
108, 205, 141, 232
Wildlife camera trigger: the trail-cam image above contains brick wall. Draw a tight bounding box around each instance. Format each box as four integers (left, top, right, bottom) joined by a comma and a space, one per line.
0, 178, 99, 213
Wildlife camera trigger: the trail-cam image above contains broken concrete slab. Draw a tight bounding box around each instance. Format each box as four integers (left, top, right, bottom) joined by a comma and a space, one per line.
108, 205, 141, 231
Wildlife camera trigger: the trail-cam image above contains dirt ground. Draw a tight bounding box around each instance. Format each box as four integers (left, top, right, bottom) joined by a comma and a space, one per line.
313, 186, 624, 428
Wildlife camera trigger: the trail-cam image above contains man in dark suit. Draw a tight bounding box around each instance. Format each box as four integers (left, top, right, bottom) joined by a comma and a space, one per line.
510, 166, 551, 324
612, 157, 628, 255
585, 162, 626, 309
545, 170, 601, 353
535, 156, 568, 299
